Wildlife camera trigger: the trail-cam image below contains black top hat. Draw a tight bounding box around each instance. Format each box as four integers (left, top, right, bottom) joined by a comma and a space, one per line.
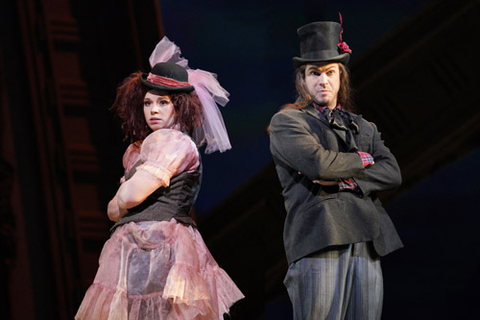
293, 21, 352, 68
141, 62, 194, 93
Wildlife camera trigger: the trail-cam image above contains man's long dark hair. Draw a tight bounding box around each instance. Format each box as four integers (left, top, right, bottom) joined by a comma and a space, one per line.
281, 62, 354, 113
266, 62, 354, 135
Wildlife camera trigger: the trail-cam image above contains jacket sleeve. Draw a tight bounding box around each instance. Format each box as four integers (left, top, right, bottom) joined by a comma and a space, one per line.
354, 122, 402, 196
269, 109, 365, 181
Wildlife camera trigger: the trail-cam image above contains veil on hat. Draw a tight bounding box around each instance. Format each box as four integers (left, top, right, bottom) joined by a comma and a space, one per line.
148, 36, 231, 154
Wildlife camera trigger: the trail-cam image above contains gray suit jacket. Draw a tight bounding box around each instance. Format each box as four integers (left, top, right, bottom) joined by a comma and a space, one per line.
269, 104, 403, 265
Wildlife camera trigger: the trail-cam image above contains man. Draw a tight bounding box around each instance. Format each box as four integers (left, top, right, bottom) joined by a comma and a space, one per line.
269, 18, 403, 319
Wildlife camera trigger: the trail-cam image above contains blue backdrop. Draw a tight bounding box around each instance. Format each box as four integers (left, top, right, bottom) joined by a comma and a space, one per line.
158, 0, 433, 216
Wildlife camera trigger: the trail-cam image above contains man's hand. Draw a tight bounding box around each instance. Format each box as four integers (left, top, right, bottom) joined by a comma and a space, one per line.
312, 180, 338, 186
296, 171, 338, 186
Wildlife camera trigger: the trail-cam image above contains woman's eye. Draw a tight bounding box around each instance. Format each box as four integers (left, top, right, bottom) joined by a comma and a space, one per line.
144, 101, 151, 106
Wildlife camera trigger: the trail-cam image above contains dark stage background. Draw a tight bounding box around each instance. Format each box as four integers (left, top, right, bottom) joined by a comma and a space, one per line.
1, 0, 480, 319
161, 2, 480, 317
159, 0, 433, 216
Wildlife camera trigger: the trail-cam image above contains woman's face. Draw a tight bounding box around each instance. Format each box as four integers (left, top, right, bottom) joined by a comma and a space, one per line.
143, 90, 176, 131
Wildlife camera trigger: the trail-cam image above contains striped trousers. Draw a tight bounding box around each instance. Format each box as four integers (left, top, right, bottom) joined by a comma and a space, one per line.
284, 242, 383, 320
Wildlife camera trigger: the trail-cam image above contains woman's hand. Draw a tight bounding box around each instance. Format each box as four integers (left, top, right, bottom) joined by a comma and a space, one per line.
117, 170, 164, 210
107, 171, 164, 222
107, 194, 127, 222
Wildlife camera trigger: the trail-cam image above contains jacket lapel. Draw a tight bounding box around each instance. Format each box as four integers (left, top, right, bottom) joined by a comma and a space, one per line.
305, 105, 361, 150
305, 105, 324, 123
332, 126, 348, 146
306, 105, 349, 145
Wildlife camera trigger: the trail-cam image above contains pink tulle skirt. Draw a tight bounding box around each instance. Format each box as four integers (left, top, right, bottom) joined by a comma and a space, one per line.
75, 219, 244, 320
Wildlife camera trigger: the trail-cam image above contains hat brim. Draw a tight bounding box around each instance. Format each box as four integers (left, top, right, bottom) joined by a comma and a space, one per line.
140, 73, 195, 93
293, 53, 350, 69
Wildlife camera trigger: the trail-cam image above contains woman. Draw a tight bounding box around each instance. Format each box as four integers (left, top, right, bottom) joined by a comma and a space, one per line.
75, 38, 244, 320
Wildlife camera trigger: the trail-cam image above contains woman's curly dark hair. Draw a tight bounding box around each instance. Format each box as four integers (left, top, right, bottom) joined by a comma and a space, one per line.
111, 72, 204, 142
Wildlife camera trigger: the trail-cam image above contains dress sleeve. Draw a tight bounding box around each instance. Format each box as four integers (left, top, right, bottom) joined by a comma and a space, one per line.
135, 129, 199, 187
122, 140, 142, 178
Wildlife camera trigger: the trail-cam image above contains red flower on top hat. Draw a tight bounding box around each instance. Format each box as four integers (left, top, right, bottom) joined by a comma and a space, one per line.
337, 13, 352, 54
338, 41, 352, 54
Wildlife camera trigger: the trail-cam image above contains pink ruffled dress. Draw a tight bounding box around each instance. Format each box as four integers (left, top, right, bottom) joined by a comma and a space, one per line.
75, 129, 244, 319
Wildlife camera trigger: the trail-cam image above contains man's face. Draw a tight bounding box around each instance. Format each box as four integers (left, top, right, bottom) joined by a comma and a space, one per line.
304, 62, 341, 109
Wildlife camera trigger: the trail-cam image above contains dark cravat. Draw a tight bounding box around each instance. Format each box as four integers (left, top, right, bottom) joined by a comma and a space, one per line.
320, 106, 359, 151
